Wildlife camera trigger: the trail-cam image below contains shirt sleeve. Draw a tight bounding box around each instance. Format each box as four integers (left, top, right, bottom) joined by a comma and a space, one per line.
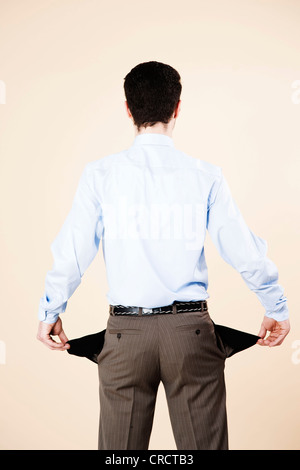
206, 170, 289, 322
38, 163, 104, 324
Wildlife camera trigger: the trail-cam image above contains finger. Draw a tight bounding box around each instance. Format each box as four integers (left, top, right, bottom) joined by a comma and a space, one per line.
257, 337, 271, 346
257, 325, 268, 345
268, 333, 287, 347
258, 324, 267, 339
58, 329, 69, 345
41, 335, 69, 351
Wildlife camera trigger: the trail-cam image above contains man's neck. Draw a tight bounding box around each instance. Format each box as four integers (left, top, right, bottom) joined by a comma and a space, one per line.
134, 122, 174, 138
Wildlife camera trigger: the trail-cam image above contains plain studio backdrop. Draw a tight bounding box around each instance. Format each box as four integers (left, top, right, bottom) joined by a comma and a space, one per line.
0, 0, 299, 450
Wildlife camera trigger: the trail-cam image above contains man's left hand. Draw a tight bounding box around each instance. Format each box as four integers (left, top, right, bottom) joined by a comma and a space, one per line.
257, 317, 290, 347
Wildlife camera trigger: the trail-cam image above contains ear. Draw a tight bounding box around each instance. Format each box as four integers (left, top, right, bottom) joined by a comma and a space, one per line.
125, 100, 132, 118
174, 100, 181, 118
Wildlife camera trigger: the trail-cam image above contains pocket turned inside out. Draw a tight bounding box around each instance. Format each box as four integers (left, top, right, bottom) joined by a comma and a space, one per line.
67, 330, 106, 363
212, 323, 260, 358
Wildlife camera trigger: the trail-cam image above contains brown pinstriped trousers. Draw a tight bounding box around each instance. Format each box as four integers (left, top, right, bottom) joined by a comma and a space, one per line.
97, 309, 228, 450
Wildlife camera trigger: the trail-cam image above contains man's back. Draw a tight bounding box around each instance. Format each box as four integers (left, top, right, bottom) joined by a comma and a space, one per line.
91, 132, 220, 308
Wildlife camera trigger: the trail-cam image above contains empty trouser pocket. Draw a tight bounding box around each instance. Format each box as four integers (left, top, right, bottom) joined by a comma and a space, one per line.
213, 322, 260, 358
67, 330, 106, 364
66, 324, 260, 364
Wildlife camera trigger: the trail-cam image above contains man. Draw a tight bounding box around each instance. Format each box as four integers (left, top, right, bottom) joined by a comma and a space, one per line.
37, 61, 290, 450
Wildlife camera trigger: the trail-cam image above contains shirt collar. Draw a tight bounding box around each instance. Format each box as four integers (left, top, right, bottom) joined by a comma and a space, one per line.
132, 133, 175, 148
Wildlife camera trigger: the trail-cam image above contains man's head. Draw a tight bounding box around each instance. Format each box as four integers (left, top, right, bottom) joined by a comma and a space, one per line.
124, 61, 182, 133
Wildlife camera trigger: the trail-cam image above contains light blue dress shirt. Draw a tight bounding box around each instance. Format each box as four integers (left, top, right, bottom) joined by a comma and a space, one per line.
38, 133, 288, 324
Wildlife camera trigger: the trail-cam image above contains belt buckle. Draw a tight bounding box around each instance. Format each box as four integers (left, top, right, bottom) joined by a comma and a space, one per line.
142, 307, 153, 314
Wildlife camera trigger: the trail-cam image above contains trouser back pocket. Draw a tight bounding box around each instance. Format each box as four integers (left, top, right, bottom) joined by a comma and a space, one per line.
66, 323, 260, 364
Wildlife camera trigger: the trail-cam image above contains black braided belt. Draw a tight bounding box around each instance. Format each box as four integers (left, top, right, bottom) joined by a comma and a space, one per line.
109, 300, 208, 316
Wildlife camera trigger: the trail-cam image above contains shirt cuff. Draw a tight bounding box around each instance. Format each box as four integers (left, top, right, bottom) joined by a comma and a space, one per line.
264, 302, 289, 322
38, 310, 60, 324
38, 295, 67, 324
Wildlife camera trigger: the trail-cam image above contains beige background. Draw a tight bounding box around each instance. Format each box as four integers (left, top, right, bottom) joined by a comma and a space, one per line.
0, 0, 299, 450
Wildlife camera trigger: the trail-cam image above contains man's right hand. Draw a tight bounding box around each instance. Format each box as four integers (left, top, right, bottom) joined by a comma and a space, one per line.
37, 317, 70, 351
257, 317, 290, 347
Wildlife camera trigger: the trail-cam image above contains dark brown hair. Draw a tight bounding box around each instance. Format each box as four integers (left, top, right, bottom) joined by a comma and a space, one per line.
124, 61, 182, 130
